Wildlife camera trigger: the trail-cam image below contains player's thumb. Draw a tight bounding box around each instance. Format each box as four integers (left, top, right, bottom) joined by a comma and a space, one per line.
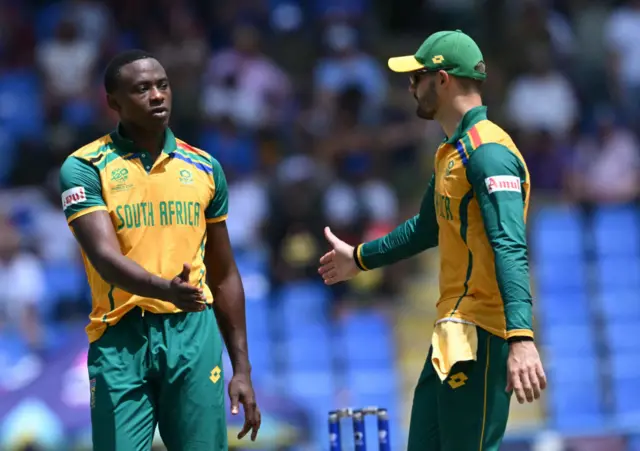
230, 391, 240, 415
324, 227, 342, 248
179, 263, 191, 283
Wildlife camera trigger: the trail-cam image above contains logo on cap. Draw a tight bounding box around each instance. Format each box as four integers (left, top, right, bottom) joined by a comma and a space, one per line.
432, 55, 444, 64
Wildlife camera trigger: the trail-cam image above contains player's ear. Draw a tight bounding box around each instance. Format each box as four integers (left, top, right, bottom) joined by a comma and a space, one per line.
106, 93, 121, 113
439, 70, 450, 86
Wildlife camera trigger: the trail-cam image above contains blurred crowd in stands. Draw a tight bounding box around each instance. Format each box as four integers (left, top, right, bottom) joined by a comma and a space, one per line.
0, 0, 639, 354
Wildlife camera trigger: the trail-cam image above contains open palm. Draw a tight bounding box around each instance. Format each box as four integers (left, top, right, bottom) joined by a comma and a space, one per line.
318, 227, 360, 285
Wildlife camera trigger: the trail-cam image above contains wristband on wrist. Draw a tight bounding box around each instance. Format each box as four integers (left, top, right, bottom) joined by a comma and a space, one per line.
507, 335, 534, 344
353, 244, 367, 271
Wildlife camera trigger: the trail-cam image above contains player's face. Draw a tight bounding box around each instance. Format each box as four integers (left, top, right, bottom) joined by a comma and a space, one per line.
110, 58, 172, 131
409, 70, 441, 120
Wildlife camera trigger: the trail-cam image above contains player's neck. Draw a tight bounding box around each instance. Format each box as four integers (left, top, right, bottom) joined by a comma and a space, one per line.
120, 122, 166, 159
437, 94, 483, 140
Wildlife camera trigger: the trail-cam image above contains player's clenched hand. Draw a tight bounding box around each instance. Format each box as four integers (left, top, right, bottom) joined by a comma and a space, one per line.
229, 373, 261, 441
506, 340, 547, 404
165, 263, 206, 312
318, 227, 360, 285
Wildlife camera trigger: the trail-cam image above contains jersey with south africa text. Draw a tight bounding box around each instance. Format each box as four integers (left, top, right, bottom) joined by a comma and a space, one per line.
59, 126, 228, 343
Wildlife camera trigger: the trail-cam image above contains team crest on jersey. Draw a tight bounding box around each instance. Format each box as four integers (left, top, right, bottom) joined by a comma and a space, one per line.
179, 169, 193, 185
111, 168, 133, 192
445, 159, 455, 177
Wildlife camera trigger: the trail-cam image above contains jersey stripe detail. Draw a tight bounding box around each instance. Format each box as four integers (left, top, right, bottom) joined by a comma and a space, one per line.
205, 214, 228, 223
172, 152, 213, 175
450, 189, 474, 316
174, 146, 212, 168
454, 140, 469, 166
66, 205, 108, 224
468, 125, 482, 149
94, 151, 126, 171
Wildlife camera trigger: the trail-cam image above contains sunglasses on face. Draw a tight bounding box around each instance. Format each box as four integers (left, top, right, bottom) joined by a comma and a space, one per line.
409, 67, 454, 86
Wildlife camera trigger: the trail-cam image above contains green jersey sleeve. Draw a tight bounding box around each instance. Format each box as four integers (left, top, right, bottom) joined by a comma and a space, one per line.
356, 174, 439, 270
59, 156, 107, 223
466, 143, 533, 339
205, 157, 229, 222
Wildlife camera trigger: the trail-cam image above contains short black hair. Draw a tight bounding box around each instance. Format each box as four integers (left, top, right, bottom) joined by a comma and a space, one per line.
104, 49, 155, 94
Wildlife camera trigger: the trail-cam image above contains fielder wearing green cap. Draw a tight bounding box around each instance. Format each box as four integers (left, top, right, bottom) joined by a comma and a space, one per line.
319, 30, 547, 451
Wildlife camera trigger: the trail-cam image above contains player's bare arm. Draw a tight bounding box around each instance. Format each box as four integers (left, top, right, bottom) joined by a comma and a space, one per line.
319, 175, 439, 284
205, 220, 261, 441
70, 210, 206, 311
467, 143, 547, 404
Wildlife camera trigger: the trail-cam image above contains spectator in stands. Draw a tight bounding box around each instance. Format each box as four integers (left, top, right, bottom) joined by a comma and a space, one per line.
567, 107, 640, 205
36, 19, 99, 107
518, 128, 571, 197
202, 23, 292, 131
605, 0, 640, 125
505, 44, 579, 138
312, 22, 386, 130
0, 216, 44, 352
264, 155, 328, 292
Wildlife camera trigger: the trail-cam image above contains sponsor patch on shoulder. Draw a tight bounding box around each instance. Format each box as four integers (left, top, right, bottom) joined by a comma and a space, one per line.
485, 175, 521, 194
61, 186, 87, 210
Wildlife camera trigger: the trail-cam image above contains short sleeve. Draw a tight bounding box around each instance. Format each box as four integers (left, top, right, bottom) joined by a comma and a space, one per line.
59, 156, 107, 223
205, 158, 229, 223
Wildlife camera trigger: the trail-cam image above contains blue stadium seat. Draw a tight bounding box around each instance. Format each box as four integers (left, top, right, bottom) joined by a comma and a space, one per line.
41, 263, 88, 319
535, 258, 588, 292
597, 257, 640, 290
535, 292, 591, 325
280, 282, 331, 330
340, 310, 392, 337
540, 324, 597, 359
343, 335, 394, 368
610, 353, 640, 425
593, 206, 640, 258
603, 321, 640, 353
0, 70, 44, 139
546, 356, 604, 431
287, 370, 334, 400
531, 206, 584, 259
284, 334, 332, 370
598, 289, 640, 321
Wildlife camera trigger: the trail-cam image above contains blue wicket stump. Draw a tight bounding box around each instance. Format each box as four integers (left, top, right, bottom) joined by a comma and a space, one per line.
328, 407, 390, 451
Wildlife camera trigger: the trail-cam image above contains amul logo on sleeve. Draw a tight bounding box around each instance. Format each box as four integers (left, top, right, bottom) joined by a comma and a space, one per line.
485, 175, 521, 194
61, 187, 86, 210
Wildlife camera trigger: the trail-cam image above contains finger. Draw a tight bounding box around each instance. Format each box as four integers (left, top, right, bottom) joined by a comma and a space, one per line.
179, 263, 191, 282
537, 363, 547, 391
230, 391, 240, 415
174, 301, 205, 312
529, 366, 541, 400
510, 370, 525, 403
319, 250, 335, 265
237, 421, 251, 440
318, 263, 335, 275
251, 409, 262, 441
520, 370, 534, 403
324, 227, 341, 248
322, 269, 338, 281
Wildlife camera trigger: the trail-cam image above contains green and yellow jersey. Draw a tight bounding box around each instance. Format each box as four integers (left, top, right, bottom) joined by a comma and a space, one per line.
59, 126, 228, 343
355, 106, 533, 340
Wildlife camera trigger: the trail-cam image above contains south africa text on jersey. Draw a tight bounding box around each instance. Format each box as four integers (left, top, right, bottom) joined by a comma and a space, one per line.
114, 201, 203, 230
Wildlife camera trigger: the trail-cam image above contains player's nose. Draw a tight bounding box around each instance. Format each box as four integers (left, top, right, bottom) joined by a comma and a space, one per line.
149, 86, 165, 103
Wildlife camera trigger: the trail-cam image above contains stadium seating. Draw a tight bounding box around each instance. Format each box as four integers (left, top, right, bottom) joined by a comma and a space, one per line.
592, 206, 640, 258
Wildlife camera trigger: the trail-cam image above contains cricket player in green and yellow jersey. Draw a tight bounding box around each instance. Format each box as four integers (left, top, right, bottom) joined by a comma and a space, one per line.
59, 50, 261, 450
319, 31, 547, 450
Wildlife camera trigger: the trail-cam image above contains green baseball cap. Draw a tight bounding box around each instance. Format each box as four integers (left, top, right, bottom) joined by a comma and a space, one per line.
388, 30, 486, 81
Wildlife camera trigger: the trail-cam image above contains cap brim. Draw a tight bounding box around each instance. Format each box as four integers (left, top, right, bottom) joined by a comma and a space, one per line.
387, 55, 424, 72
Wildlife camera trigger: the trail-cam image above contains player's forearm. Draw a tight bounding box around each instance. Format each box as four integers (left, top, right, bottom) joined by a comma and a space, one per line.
356, 215, 437, 270
356, 174, 439, 270
476, 195, 534, 338
91, 251, 171, 300
210, 269, 251, 375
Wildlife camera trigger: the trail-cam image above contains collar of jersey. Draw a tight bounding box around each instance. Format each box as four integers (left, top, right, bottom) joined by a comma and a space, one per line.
443, 105, 487, 145
110, 123, 178, 155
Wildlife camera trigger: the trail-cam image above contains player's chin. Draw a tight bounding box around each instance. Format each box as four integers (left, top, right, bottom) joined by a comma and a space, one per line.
416, 107, 435, 120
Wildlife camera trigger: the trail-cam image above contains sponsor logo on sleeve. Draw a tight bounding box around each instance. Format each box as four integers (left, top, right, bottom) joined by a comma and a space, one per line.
485, 175, 521, 194
61, 187, 87, 210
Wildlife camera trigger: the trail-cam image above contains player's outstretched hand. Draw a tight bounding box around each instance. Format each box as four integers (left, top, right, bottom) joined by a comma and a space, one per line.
166, 263, 206, 312
506, 340, 547, 404
229, 373, 261, 441
318, 227, 360, 285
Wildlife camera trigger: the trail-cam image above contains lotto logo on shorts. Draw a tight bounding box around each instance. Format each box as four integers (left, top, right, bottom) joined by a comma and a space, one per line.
61, 187, 86, 210
485, 175, 521, 194
89, 378, 96, 408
